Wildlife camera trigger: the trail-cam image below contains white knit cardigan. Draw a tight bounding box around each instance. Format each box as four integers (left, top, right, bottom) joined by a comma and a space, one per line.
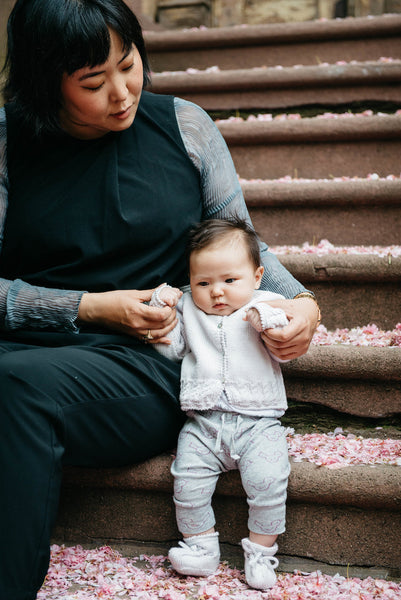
152, 289, 289, 413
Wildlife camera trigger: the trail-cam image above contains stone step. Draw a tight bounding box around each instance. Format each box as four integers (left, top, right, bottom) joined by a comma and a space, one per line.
147, 59, 401, 111
278, 253, 401, 330
242, 177, 401, 245
215, 112, 401, 179
144, 14, 401, 72
55, 450, 401, 570
282, 345, 401, 418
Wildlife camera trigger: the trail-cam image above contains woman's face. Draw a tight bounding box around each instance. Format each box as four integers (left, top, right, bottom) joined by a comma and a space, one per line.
60, 29, 143, 139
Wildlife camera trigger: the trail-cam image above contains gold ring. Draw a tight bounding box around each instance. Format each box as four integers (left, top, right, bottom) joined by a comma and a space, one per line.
143, 329, 153, 341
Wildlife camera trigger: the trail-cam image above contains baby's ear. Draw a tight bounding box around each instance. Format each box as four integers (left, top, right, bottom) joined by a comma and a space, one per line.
254, 265, 264, 289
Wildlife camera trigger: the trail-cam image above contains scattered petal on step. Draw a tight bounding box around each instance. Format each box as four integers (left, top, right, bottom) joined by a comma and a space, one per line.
217, 108, 401, 125
37, 545, 401, 599
269, 239, 401, 259
287, 432, 401, 468
312, 323, 401, 347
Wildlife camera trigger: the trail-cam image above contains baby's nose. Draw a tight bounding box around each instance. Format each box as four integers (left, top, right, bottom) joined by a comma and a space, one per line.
211, 284, 223, 297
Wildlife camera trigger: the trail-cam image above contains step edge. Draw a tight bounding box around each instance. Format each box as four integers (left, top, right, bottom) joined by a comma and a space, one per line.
144, 14, 401, 50
283, 345, 401, 381
149, 62, 401, 93
278, 253, 401, 282
216, 112, 401, 143
243, 178, 401, 205
61, 458, 401, 510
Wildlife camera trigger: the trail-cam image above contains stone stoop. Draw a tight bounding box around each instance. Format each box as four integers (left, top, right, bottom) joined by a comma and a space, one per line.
144, 14, 401, 72
282, 345, 401, 417
147, 59, 401, 111
216, 114, 401, 179
144, 14, 401, 112
55, 454, 401, 570
278, 255, 401, 329
242, 178, 401, 245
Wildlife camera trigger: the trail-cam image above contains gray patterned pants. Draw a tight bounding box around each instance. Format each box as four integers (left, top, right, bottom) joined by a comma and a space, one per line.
171, 410, 291, 536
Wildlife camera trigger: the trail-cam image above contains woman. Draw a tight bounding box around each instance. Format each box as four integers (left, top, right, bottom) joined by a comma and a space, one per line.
0, 1, 320, 598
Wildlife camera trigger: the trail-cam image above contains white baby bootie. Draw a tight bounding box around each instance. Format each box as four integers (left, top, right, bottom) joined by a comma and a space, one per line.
241, 537, 279, 590
168, 531, 220, 576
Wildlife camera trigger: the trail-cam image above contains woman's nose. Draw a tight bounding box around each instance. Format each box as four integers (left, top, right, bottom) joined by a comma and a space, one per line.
110, 76, 129, 101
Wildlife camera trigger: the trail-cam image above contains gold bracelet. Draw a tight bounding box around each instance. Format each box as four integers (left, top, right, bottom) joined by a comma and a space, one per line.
293, 292, 321, 324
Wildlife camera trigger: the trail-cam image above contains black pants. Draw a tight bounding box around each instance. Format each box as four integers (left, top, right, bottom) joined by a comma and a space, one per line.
0, 332, 183, 600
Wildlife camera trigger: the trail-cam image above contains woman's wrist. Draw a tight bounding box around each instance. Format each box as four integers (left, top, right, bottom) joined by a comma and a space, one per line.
77, 292, 96, 323
293, 292, 321, 326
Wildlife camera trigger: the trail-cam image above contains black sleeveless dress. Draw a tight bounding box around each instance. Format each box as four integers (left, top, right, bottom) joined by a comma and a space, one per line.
2, 91, 202, 302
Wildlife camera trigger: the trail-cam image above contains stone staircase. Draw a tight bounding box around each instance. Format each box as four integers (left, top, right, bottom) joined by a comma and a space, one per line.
144, 13, 401, 72
145, 14, 401, 111
55, 15, 401, 574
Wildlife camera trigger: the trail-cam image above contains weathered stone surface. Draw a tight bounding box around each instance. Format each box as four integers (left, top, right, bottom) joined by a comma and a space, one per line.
282, 346, 401, 417
212, 0, 244, 27
243, 0, 318, 24
148, 60, 401, 111
56, 456, 401, 568
275, 255, 401, 331
243, 178, 401, 246
156, 0, 212, 29
144, 14, 401, 71
215, 113, 401, 179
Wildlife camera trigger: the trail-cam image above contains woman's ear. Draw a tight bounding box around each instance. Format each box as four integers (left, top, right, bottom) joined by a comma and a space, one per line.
254, 266, 264, 289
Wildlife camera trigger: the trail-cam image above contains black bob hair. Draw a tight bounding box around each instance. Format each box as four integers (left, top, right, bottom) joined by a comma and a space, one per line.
2, 0, 151, 136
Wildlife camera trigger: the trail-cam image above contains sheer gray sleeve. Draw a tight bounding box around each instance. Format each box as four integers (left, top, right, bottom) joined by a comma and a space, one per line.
0, 107, 85, 332
174, 97, 307, 298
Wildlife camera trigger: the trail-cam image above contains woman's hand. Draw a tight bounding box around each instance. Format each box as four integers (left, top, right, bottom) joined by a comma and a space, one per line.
77, 288, 178, 343
260, 297, 320, 361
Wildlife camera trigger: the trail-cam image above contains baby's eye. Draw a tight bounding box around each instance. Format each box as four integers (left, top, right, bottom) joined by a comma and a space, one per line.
198, 281, 209, 287
225, 278, 236, 283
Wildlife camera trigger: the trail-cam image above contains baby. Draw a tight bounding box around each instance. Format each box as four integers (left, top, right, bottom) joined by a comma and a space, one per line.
150, 217, 291, 591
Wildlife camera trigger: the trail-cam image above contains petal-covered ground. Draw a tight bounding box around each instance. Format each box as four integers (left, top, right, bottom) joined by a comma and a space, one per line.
268, 238, 401, 347
38, 545, 401, 599
312, 323, 401, 347
287, 429, 401, 468
270, 238, 401, 258
161, 58, 401, 77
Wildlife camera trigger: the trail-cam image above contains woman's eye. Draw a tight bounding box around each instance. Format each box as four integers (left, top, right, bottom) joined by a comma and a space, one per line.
122, 62, 134, 72
84, 83, 104, 91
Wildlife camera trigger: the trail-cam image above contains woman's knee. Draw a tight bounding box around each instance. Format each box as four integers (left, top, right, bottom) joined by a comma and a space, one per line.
0, 350, 61, 430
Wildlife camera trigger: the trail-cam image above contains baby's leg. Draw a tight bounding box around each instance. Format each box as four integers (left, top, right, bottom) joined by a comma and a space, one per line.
239, 418, 290, 590
169, 413, 224, 575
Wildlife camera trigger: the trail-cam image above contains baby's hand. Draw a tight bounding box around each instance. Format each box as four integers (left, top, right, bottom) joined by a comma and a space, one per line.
152, 283, 182, 308
245, 307, 263, 332
159, 285, 182, 307
245, 304, 289, 332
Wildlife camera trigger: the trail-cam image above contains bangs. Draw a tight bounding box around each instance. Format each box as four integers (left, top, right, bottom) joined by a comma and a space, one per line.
63, 9, 135, 74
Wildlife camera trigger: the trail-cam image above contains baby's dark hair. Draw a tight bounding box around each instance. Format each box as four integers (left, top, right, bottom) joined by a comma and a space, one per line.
188, 217, 261, 270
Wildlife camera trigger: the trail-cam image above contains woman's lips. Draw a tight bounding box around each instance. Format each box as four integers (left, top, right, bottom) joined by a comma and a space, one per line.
111, 106, 132, 119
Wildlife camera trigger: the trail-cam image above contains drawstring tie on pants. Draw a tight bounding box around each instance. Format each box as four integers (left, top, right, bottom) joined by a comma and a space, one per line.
214, 413, 242, 460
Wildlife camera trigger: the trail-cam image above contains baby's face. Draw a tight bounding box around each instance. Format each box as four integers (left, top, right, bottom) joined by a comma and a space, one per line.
190, 236, 263, 316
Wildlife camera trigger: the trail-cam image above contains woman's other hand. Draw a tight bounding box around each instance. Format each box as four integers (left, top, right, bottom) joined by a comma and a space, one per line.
260, 297, 320, 361
77, 289, 178, 343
